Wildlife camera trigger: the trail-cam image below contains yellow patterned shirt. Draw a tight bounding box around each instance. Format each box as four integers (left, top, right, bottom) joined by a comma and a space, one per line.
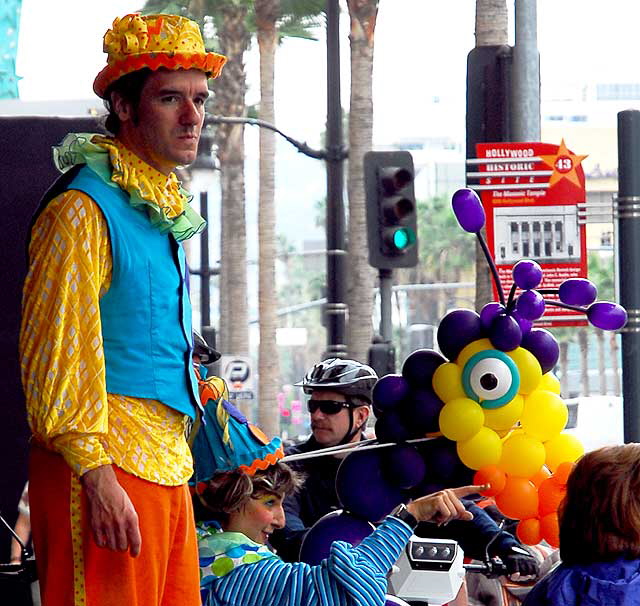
20, 141, 195, 485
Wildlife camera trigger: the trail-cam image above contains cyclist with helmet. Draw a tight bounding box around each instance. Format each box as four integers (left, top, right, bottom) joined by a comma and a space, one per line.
270, 359, 540, 587
270, 358, 378, 561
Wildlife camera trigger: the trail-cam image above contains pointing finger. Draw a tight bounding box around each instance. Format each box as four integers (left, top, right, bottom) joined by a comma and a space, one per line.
450, 484, 489, 498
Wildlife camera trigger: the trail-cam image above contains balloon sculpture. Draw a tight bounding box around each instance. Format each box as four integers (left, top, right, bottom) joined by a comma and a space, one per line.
301, 187, 626, 561
370, 188, 627, 548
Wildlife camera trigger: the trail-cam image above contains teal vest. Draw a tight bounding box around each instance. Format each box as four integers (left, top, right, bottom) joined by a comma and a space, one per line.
68, 166, 199, 419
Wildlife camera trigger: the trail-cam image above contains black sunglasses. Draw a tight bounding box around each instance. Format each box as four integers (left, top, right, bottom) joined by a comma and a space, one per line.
307, 399, 351, 415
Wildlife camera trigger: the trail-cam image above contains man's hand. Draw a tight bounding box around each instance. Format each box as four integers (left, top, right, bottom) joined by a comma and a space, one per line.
81, 465, 142, 557
500, 545, 540, 581
407, 485, 488, 526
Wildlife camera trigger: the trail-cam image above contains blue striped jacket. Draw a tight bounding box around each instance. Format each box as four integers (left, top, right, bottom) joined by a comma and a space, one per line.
202, 516, 412, 606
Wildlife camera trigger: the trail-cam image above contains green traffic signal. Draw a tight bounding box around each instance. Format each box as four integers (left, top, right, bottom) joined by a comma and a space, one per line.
387, 226, 416, 251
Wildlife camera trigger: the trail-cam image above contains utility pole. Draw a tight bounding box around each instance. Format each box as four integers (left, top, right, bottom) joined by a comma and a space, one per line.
324, 0, 348, 359
617, 110, 640, 442
512, 0, 540, 141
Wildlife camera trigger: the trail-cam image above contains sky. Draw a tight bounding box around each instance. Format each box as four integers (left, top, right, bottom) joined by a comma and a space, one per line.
15, 0, 640, 147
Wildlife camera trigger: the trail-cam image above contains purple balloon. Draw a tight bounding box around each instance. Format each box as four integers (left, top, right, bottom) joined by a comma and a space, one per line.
386, 596, 411, 606
480, 302, 506, 332
299, 509, 375, 565
521, 328, 559, 374
587, 301, 628, 331
375, 410, 412, 443
512, 260, 543, 290
336, 449, 406, 522
452, 188, 485, 233
399, 388, 444, 435
417, 438, 460, 483
402, 349, 446, 389
489, 313, 523, 351
511, 309, 533, 336
372, 374, 411, 411
410, 479, 446, 499
559, 278, 598, 306
437, 309, 483, 361
383, 445, 427, 489
516, 290, 546, 321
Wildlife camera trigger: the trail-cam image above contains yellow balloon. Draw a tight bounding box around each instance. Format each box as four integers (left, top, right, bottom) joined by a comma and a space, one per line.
545, 433, 584, 471
457, 426, 503, 470
457, 338, 494, 367
538, 372, 561, 394
439, 398, 485, 441
521, 390, 568, 441
507, 348, 542, 395
499, 433, 546, 478
483, 394, 524, 431
433, 363, 465, 402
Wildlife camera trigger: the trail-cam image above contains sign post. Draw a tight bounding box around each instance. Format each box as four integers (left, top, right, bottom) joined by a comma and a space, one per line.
467, 140, 588, 327
219, 355, 255, 415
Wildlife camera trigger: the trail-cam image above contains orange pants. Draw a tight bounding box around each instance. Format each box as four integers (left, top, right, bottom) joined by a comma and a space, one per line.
29, 445, 200, 606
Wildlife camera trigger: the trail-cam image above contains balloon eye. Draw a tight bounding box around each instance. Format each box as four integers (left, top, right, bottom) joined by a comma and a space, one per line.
462, 351, 520, 409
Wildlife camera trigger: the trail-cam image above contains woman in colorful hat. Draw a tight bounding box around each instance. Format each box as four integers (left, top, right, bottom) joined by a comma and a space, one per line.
192, 393, 486, 606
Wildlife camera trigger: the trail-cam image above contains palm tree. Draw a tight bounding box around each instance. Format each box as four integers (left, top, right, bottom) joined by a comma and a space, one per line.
211, 2, 252, 358
254, 0, 280, 435
252, 0, 322, 433
345, 0, 379, 362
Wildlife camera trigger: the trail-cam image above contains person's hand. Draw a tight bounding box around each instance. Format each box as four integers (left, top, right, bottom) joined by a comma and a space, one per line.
81, 465, 142, 557
406, 484, 488, 526
500, 545, 540, 581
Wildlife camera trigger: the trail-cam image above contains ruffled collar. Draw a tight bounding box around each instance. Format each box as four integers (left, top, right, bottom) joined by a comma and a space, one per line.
52, 133, 206, 241
197, 521, 277, 581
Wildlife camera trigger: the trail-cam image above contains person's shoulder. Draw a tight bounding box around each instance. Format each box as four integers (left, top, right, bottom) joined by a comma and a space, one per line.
284, 436, 316, 456
45, 189, 103, 226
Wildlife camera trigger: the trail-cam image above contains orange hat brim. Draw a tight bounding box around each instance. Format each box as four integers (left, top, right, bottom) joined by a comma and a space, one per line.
93, 50, 227, 98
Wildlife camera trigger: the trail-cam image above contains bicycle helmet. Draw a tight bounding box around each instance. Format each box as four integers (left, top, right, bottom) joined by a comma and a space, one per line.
193, 330, 221, 364
296, 358, 378, 403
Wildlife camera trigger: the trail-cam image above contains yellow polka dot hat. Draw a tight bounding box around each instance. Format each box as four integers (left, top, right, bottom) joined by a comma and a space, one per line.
94, 13, 227, 98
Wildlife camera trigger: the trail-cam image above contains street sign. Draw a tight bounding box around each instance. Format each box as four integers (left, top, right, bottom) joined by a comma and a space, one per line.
219, 355, 255, 402
467, 140, 588, 327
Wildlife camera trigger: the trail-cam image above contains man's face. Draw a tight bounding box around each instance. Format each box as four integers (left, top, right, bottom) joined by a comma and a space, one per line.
114, 68, 209, 175
309, 389, 368, 448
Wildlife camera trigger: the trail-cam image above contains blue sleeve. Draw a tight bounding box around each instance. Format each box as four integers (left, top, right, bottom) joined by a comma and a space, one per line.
207, 517, 412, 606
521, 575, 550, 605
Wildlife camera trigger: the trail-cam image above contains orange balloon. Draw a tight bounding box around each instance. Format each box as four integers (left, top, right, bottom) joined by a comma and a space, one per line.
540, 512, 560, 548
517, 518, 541, 545
530, 466, 552, 488
474, 466, 507, 497
551, 461, 575, 486
538, 477, 566, 516
495, 477, 539, 520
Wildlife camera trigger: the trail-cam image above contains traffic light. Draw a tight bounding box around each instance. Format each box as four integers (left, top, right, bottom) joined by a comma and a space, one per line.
364, 150, 418, 269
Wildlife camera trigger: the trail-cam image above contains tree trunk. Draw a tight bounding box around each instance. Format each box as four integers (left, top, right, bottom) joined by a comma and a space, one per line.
475, 0, 508, 45
212, 5, 251, 357
346, 0, 378, 363
255, 0, 280, 436
578, 328, 590, 397
473, 0, 508, 311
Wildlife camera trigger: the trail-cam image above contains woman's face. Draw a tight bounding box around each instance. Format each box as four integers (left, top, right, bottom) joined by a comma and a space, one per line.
226, 492, 286, 544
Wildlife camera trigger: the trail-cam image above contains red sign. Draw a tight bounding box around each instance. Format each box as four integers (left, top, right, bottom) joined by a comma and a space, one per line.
471, 140, 588, 327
